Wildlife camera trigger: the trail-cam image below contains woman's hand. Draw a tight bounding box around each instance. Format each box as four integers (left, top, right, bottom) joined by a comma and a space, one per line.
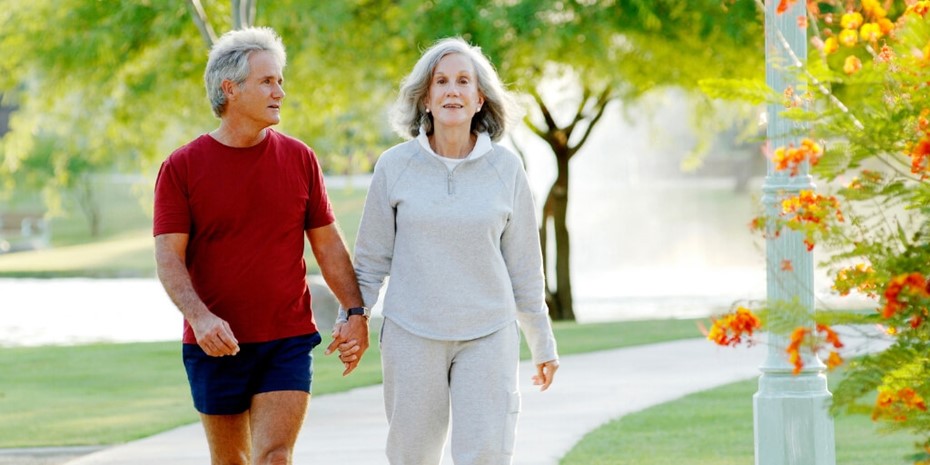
325, 319, 370, 376
532, 359, 559, 391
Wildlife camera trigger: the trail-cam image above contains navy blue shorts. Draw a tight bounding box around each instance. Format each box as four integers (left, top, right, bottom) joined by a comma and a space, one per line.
182, 332, 323, 415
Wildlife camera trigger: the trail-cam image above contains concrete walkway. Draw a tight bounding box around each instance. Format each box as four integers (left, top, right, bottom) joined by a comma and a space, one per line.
64, 338, 767, 465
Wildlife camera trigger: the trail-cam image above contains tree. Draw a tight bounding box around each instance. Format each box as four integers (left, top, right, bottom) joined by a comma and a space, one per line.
0, 0, 400, 235
379, 0, 767, 320
0, 0, 765, 318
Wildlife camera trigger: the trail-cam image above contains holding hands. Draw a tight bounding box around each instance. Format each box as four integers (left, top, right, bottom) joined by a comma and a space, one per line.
325, 314, 370, 376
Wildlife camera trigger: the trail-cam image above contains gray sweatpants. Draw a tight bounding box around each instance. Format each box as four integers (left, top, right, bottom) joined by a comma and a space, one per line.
380, 318, 522, 465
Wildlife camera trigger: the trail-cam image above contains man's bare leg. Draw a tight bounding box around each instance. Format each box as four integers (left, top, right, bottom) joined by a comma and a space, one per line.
201, 412, 251, 465
250, 390, 310, 465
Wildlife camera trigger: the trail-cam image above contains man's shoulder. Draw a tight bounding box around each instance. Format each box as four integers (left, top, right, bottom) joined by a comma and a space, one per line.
269, 129, 314, 154
165, 134, 211, 163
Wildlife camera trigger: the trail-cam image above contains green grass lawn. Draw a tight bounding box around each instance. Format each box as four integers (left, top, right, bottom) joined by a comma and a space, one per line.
560, 374, 921, 465
4, 318, 915, 465
0, 318, 703, 448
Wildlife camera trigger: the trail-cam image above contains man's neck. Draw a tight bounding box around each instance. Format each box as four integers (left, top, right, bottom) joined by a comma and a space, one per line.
210, 120, 269, 148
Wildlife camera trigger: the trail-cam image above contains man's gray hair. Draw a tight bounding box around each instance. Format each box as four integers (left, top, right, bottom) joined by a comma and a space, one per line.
390, 37, 518, 142
205, 27, 287, 117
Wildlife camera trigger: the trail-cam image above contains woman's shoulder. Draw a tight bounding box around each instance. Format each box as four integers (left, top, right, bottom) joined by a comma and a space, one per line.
376, 139, 420, 167
486, 142, 524, 171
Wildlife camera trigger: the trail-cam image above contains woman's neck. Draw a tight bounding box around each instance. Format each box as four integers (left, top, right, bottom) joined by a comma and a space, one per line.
429, 129, 476, 159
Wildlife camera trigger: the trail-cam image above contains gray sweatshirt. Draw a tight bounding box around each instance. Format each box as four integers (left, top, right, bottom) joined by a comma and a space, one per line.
351, 134, 558, 365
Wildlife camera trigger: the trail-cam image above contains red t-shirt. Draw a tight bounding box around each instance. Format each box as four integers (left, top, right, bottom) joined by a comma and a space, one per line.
153, 129, 334, 344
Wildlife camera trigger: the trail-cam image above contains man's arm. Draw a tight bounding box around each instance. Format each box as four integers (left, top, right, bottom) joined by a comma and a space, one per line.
306, 222, 369, 375
154, 233, 239, 357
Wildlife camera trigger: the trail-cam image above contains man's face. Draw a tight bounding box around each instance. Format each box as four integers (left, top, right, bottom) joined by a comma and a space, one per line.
225, 50, 285, 127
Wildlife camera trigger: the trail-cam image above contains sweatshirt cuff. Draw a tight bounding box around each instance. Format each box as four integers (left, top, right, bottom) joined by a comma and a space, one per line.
335, 307, 349, 325
516, 312, 559, 365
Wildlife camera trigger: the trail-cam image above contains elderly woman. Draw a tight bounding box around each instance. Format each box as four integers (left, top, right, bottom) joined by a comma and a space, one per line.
347, 37, 559, 464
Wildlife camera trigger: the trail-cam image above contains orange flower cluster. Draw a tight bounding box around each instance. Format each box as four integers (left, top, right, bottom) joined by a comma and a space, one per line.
881, 272, 930, 319
707, 307, 762, 347
908, 110, 930, 178
786, 323, 845, 375
833, 263, 878, 298
876, 44, 896, 63
815, 0, 894, 76
775, 0, 798, 14
772, 139, 823, 175
906, 1, 930, 17
843, 55, 863, 75
873, 387, 928, 422
781, 190, 844, 250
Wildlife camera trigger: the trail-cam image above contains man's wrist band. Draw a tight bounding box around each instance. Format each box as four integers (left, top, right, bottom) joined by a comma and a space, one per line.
346, 307, 369, 319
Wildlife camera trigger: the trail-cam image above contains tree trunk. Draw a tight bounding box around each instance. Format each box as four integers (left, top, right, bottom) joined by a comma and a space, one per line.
76, 176, 101, 238
548, 153, 574, 320
525, 85, 613, 321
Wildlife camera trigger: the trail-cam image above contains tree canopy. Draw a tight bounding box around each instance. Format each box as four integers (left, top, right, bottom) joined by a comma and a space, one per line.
0, 0, 763, 189
0, 0, 765, 315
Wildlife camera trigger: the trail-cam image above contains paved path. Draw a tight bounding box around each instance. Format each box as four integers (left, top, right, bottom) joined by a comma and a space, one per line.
64, 338, 766, 465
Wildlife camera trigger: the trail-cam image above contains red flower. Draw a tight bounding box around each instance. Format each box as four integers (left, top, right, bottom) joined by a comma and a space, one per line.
707, 307, 762, 347
786, 323, 845, 374
881, 273, 930, 318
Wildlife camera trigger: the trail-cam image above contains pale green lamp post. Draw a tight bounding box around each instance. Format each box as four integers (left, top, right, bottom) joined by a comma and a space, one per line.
755, 0, 836, 464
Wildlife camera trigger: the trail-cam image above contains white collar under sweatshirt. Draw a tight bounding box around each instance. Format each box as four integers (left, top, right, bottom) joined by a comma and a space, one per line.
416, 129, 493, 170
350, 137, 558, 365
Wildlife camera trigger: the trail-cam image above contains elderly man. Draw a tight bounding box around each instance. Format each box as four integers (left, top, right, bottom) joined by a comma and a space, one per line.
153, 27, 369, 464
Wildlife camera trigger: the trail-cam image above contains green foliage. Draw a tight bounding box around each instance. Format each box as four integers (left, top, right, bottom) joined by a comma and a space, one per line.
0, 0, 765, 188
703, 1, 930, 460
699, 78, 777, 105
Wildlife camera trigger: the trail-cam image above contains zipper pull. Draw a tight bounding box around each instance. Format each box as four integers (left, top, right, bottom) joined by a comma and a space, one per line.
447, 172, 454, 195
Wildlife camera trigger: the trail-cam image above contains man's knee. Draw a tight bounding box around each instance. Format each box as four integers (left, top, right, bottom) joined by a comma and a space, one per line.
255, 445, 292, 465
209, 450, 249, 465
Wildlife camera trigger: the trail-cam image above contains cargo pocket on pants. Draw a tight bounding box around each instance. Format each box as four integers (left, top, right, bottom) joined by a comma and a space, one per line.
502, 390, 522, 454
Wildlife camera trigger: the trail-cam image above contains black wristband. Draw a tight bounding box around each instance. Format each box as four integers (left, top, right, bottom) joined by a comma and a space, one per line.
346, 307, 369, 319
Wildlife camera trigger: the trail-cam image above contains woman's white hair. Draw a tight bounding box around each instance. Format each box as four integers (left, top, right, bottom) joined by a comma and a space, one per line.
390, 37, 518, 142
204, 27, 287, 117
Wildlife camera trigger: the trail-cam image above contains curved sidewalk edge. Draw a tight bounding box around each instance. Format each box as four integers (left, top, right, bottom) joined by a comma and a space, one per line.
66, 338, 766, 465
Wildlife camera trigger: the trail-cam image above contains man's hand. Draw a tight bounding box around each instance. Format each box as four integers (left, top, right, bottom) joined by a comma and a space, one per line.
325, 317, 370, 376
190, 312, 240, 357
155, 233, 238, 358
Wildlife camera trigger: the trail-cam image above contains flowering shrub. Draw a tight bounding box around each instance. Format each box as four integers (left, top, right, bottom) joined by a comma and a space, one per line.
706, 306, 762, 346
705, 0, 930, 461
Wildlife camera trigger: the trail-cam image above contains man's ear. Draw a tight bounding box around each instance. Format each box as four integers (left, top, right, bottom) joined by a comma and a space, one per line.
221, 79, 237, 100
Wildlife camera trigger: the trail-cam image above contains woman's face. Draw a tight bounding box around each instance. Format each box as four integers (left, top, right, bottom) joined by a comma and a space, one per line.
425, 53, 484, 133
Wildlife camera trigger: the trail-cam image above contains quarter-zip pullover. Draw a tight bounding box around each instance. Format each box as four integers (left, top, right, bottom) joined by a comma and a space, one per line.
353, 135, 558, 365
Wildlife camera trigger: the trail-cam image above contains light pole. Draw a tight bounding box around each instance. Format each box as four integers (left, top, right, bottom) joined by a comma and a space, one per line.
755, 1, 836, 464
